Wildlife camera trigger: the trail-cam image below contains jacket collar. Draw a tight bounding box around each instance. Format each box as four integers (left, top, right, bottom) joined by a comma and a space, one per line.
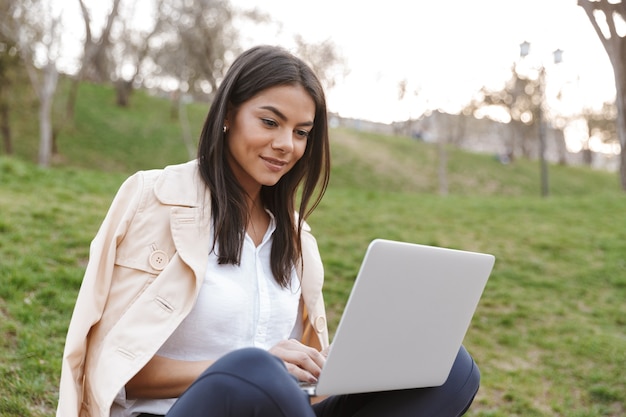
154, 160, 209, 208
153, 160, 212, 294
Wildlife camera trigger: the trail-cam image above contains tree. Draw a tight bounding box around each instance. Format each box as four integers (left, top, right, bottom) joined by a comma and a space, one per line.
470, 65, 543, 161
0, 0, 63, 167
0, 31, 21, 155
578, 0, 626, 190
395, 79, 417, 137
66, 0, 123, 119
151, 0, 238, 102
147, 0, 240, 155
581, 101, 618, 165
109, 0, 167, 107
294, 35, 347, 92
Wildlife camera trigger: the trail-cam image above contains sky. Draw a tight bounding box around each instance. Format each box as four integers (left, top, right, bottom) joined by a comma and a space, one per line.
229, 0, 617, 125
53, 0, 618, 128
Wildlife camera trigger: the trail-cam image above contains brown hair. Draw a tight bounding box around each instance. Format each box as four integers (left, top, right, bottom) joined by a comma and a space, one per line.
197, 45, 331, 287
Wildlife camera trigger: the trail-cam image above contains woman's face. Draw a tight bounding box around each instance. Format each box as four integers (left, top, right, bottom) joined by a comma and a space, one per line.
226, 84, 315, 194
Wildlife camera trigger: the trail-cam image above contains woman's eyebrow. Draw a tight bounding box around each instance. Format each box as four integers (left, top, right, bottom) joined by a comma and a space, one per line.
260, 105, 314, 126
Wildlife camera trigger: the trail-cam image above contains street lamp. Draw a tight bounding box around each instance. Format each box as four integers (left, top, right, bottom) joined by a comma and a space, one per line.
519, 41, 563, 198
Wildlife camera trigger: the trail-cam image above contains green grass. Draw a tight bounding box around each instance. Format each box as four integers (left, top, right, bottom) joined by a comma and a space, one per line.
1, 82, 625, 416
9, 80, 208, 173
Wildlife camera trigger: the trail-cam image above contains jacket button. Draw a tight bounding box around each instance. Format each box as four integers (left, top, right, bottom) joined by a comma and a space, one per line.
149, 250, 169, 271
314, 316, 326, 333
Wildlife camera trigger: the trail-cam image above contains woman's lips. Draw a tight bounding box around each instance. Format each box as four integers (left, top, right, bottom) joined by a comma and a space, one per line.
261, 156, 288, 171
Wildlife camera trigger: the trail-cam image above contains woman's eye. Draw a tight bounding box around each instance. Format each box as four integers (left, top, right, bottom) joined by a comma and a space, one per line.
295, 129, 310, 139
262, 118, 277, 127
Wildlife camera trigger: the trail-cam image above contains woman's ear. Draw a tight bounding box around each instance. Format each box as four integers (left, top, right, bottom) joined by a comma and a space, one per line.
224, 105, 235, 132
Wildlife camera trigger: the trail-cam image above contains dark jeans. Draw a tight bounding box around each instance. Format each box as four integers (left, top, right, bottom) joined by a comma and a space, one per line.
143, 346, 479, 417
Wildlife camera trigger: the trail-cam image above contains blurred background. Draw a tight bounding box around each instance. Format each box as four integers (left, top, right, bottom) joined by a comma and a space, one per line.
1, 0, 624, 182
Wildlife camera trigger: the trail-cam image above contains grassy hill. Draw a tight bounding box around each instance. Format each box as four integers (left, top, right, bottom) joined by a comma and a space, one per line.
1, 82, 625, 416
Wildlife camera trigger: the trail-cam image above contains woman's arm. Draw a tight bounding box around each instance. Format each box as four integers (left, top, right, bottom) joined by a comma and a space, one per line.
127, 340, 325, 400
125, 355, 214, 399
58, 173, 146, 417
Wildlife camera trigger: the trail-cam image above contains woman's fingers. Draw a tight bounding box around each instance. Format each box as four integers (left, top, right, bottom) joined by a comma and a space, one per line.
320, 345, 330, 358
268, 339, 325, 382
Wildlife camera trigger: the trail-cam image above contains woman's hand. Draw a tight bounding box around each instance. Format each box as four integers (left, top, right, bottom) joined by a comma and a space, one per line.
268, 339, 326, 383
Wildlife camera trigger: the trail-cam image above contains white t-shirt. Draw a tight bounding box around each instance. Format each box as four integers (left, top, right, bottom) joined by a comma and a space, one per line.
111, 214, 303, 417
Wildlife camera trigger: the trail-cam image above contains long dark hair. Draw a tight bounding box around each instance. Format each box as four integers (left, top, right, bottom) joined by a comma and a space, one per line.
197, 45, 331, 288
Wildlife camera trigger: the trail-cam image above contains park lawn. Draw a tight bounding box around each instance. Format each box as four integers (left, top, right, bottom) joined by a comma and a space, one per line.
1, 154, 624, 416
312, 187, 625, 417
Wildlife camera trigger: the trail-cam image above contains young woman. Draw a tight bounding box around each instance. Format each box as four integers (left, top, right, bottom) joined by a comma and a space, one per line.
57, 45, 480, 417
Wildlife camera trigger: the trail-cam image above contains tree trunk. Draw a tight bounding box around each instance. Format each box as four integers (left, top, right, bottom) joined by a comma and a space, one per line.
554, 128, 568, 166
38, 63, 58, 167
66, 76, 81, 121
115, 80, 133, 107
578, 0, 626, 190
39, 94, 53, 167
610, 21, 626, 189
438, 138, 448, 196
170, 90, 180, 120
582, 131, 593, 166
178, 92, 196, 159
614, 57, 626, 190
582, 148, 593, 166
52, 127, 59, 156
0, 101, 11, 155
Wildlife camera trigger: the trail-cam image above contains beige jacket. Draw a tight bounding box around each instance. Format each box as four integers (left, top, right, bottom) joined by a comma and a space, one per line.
56, 160, 329, 417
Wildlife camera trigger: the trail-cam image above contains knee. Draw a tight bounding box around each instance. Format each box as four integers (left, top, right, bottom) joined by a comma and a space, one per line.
198, 347, 302, 397
444, 345, 480, 399
168, 348, 310, 417
203, 347, 284, 378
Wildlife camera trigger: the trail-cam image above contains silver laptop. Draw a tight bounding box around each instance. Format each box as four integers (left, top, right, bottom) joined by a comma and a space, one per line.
301, 238, 494, 396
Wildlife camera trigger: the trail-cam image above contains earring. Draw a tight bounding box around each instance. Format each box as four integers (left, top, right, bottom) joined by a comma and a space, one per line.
223, 125, 228, 133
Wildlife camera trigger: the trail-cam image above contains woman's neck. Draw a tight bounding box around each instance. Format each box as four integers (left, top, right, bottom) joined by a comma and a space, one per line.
246, 193, 269, 247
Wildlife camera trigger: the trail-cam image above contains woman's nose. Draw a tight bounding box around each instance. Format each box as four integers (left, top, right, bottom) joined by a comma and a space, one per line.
272, 128, 294, 152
